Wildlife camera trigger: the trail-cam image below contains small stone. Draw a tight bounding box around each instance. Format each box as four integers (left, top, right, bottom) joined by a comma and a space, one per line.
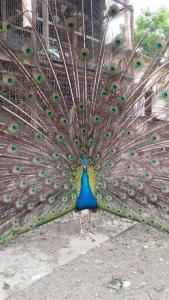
3, 282, 10, 290
123, 281, 131, 288
153, 285, 164, 292
140, 281, 146, 287
107, 278, 122, 291
76, 280, 81, 283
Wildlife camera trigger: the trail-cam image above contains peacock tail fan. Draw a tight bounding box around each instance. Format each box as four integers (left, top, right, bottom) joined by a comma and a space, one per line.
1, 0, 169, 245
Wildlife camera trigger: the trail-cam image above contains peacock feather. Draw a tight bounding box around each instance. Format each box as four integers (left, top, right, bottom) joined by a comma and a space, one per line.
1, 0, 169, 244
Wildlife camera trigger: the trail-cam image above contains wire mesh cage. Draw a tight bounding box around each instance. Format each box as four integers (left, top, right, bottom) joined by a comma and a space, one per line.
0, 0, 131, 113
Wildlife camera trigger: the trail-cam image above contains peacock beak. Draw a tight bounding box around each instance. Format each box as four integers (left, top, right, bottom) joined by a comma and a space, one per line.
82, 158, 88, 170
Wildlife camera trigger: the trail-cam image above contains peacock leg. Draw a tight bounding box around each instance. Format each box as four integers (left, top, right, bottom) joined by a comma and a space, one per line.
88, 210, 96, 234
78, 211, 85, 238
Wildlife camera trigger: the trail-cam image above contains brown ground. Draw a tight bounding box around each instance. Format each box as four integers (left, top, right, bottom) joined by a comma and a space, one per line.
1, 211, 169, 300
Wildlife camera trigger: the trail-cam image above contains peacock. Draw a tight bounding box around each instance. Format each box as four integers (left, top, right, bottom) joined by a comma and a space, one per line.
1, 0, 169, 245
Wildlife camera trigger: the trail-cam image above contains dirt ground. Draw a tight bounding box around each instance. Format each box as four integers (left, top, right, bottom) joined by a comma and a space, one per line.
1, 211, 169, 300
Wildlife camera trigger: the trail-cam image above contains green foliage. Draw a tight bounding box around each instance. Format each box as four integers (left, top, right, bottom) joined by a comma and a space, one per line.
134, 7, 169, 56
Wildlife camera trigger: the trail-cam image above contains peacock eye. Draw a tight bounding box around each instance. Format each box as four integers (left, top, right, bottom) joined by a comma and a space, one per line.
126, 163, 132, 171
128, 150, 137, 158
104, 132, 111, 140
80, 48, 89, 60
57, 163, 63, 170
115, 39, 121, 47
6, 24, 13, 30
108, 65, 117, 74
155, 40, 165, 51
13, 165, 22, 173
3, 22, 14, 31
150, 133, 160, 143
26, 48, 32, 55
80, 148, 88, 155
144, 171, 152, 179
16, 200, 24, 209
33, 73, 45, 84
20, 181, 28, 189
94, 164, 101, 170
107, 147, 117, 155
7, 144, 17, 153
111, 83, 118, 92
45, 177, 52, 185
88, 139, 94, 147
28, 94, 33, 100
124, 129, 133, 137
22, 44, 33, 56
155, 43, 162, 49
48, 196, 55, 204
93, 153, 100, 161
81, 128, 87, 136
74, 139, 81, 147
27, 203, 35, 211
78, 102, 86, 112
106, 161, 113, 168
61, 118, 69, 125
68, 154, 76, 161
66, 18, 76, 31
119, 95, 127, 104
161, 185, 169, 193
68, 22, 74, 29
34, 133, 44, 142
161, 91, 169, 100
52, 92, 61, 102
53, 151, 61, 160
46, 109, 54, 118
135, 60, 143, 69
62, 170, 70, 176
38, 170, 46, 177
110, 106, 119, 115
8, 123, 20, 134
71, 165, 77, 170
56, 134, 65, 142
150, 159, 158, 166
3, 194, 12, 203
39, 194, 47, 202
108, 4, 119, 17
93, 115, 101, 124
101, 90, 108, 98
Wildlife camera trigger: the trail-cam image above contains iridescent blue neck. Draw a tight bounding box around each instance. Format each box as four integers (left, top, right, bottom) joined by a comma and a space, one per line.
76, 168, 97, 210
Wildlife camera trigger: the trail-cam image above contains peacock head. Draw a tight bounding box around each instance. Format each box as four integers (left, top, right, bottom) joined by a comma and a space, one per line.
82, 158, 88, 169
